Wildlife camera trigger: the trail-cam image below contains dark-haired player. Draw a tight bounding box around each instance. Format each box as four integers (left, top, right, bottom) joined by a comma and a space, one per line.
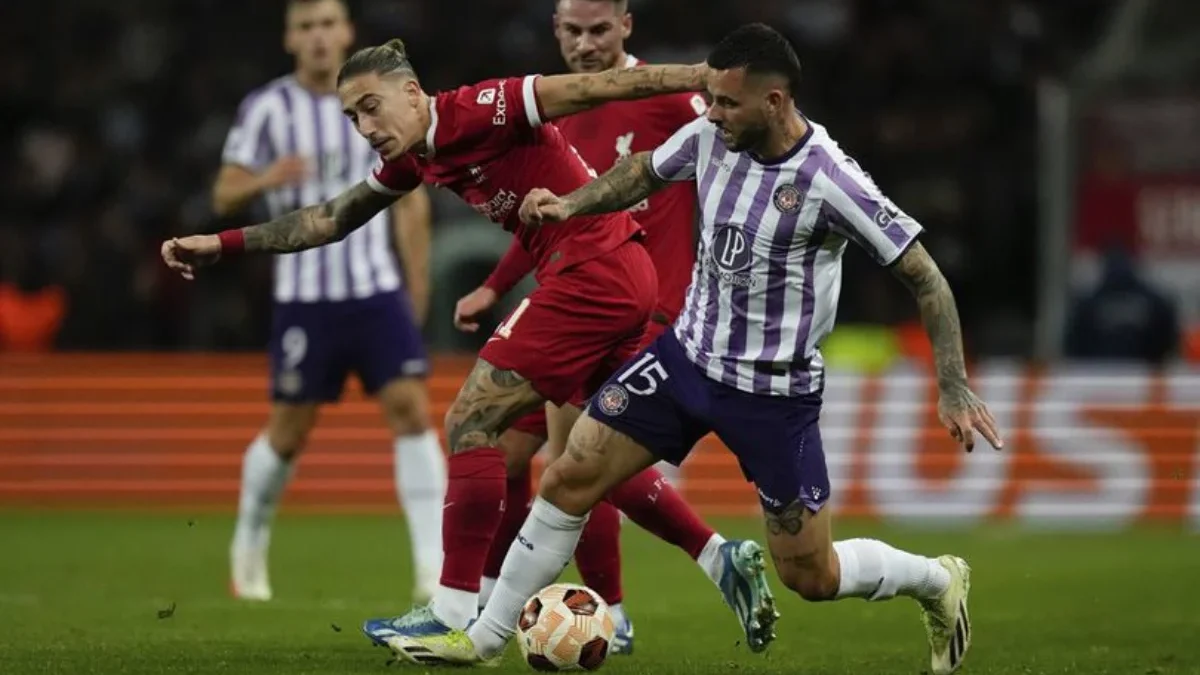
212, 0, 444, 604
388, 24, 1003, 673
469, 0, 718, 654
162, 37, 767, 653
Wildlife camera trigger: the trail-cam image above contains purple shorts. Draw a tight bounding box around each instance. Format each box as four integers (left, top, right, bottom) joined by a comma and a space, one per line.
586, 331, 830, 514
269, 292, 427, 403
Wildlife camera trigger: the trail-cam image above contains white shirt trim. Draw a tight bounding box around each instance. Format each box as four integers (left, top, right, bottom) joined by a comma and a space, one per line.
366, 172, 405, 196
624, 53, 639, 68
424, 95, 439, 156
521, 75, 544, 127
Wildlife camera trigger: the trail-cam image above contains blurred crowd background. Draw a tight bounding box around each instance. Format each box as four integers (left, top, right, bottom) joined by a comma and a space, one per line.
1, 0, 1196, 367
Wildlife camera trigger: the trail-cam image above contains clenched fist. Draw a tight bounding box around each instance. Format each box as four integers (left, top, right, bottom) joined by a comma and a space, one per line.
519, 188, 573, 226
161, 235, 222, 280
454, 286, 499, 332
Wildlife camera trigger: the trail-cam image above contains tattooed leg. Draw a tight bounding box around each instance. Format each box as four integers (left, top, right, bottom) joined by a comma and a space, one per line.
538, 415, 659, 516
763, 500, 841, 602
444, 359, 545, 454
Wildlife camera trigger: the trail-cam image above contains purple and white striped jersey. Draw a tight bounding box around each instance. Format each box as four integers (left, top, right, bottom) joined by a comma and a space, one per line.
650, 116, 923, 397
222, 76, 402, 304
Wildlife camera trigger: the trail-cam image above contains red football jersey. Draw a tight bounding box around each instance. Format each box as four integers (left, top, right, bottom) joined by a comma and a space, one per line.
552, 55, 706, 322
368, 75, 641, 280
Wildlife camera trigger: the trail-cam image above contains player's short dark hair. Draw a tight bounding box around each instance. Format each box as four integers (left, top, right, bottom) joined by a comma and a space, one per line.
707, 23, 802, 97
287, 0, 349, 11
338, 39, 417, 85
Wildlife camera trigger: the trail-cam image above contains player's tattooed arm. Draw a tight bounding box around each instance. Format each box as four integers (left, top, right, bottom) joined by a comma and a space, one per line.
563, 152, 666, 217
444, 359, 543, 453
535, 64, 708, 120
241, 181, 397, 254
891, 242, 1003, 451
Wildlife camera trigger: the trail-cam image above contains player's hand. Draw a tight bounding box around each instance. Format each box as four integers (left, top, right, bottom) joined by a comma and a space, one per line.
936, 382, 1004, 452
161, 234, 222, 280
454, 286, 498, 332
262, 156, 310, 188
520, 188, 572, 226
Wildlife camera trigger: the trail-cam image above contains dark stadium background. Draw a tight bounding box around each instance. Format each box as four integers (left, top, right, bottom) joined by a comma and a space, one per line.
2, 2, 1199, 674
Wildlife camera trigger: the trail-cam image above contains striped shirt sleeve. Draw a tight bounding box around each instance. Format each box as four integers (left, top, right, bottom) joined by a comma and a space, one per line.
819, 154, 923, 266
650, 117, 707, 182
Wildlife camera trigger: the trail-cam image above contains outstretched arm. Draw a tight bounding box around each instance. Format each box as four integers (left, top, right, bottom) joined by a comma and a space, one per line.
534, 65, 707, 121
890, 242, 967, 391
562, 151, 667, 217
890, 242, 1002, 451
241, 181, 398, 254
520, 152, 668, 225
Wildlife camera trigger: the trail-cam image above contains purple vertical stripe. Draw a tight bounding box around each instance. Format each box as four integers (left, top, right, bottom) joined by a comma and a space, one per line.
655, 131, 698, 180
253, 119, 275, 169
719, 167, 782, 386
786, 220, 829, 395
695, 152, 754, 371
306, 91, 335, 299
341, 112, 355, 184
751, 149, 825, 394
278, 85, 300, 211
809, 146, 914, 252
278, 84, 301, 298
680, 137, 728, 342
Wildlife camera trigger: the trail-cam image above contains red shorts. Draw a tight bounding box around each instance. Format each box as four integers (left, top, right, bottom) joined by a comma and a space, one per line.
480, 239, 658, 408
505, 305, 674, 440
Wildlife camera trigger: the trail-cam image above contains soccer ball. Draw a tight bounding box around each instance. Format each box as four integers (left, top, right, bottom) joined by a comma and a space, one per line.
516, 583, 615, 671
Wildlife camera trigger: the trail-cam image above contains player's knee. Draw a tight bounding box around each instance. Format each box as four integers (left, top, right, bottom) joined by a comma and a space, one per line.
265, 425, 310, 460
776, 562, 839, 602
379, 380, 431, 437
537, 448, 605, 517
497, 430, 542, 474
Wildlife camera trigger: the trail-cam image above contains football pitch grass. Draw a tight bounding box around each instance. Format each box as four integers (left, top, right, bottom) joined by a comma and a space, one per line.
0, 512, 1196, 675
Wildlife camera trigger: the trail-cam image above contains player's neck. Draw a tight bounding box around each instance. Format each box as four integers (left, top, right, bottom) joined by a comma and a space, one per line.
412, 91, 434, 156
293, 69, 338, 95
755, 113, 810, 163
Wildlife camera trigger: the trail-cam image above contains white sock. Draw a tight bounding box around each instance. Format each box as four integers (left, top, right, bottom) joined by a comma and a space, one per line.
468, 497, 587, 659
478, 576, 498, 611
833, 538, 950, 601
608, 602, 628, 628
430, 586, 478, 630
696, 533, 727, 586
394, 430, 448, 586
232, 434, 294, 551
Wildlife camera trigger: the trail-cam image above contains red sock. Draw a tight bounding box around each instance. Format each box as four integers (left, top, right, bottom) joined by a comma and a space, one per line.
610, 467, 714, 560
483, 472, 532, 579
439, 448, 507, 592
574, 499, 623, 605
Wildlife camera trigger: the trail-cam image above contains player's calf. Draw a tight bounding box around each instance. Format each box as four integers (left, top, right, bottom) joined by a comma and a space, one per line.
418, 359, 544, 630
379, 377, 446, 604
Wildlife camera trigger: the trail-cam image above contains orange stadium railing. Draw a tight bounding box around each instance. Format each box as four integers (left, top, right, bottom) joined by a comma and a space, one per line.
1, 354, 1197, 526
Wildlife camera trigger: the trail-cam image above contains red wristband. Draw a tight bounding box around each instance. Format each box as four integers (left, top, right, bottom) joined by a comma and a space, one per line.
217, 229, 245, 255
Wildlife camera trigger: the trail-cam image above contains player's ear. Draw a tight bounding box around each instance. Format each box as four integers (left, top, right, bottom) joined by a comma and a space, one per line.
402, 78, 422, 103
621, 12, 632, 40
764, 89, 786, 115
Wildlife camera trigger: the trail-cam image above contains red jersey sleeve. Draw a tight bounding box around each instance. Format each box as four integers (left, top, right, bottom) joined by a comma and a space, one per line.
367, 154, 423, 195
673, 92, 710, 126
428, 76, 547, 153
483, 239, 536, 297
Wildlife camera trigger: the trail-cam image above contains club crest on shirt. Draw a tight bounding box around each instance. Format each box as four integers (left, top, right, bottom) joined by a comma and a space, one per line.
773, 183, 802, 214
596, 384, 630, 416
